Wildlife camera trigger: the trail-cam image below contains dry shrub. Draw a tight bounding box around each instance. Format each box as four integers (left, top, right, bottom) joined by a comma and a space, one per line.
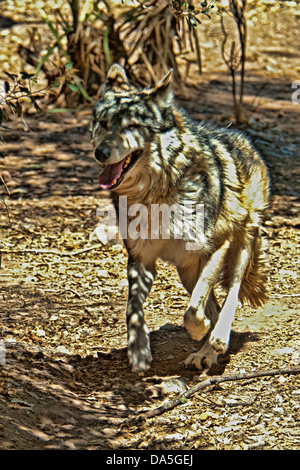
118, 0, 212, 85
20, 1, 216, 104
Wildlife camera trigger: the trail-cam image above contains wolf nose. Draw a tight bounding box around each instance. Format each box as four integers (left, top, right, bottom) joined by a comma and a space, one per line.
95, 146, 111, 162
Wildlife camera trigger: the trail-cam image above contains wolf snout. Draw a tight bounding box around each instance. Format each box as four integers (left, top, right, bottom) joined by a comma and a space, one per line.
95, 146, 111, 163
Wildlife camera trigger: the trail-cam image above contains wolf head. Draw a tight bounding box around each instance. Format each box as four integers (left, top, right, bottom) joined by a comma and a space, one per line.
90, 64, 174, 190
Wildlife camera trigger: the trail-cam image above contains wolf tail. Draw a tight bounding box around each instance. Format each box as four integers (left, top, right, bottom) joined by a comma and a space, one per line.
220, 227, 269, 308
239, 227, 269, 307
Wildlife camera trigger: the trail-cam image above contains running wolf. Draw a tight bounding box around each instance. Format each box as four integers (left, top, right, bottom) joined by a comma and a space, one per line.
90, 64, 269, 373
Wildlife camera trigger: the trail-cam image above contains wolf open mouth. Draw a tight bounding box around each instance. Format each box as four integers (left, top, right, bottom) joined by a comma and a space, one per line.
98, 149, 142, 190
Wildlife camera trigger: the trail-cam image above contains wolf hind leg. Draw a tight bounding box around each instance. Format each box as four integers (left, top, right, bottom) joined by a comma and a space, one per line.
209, 243, 252, 355
185, 243, 252, 370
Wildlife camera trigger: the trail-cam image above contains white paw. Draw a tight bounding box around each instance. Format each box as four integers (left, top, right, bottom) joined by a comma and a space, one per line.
210, 335, 228, 354
210, 327, 230, 354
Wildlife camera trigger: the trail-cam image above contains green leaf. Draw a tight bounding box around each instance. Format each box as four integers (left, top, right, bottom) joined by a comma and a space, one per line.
42, 12, 70, 62
67, 82, 79, 92
46, 108, 78, 113
103, 25, 111, 70
34, 42, 60, 80
77, 83, 92, 101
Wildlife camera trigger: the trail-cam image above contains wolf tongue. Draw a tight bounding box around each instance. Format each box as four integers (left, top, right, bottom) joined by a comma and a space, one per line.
99, 159, 125, 190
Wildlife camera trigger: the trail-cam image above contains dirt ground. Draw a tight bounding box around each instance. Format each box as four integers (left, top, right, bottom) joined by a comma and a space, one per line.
0, 0, 300, 451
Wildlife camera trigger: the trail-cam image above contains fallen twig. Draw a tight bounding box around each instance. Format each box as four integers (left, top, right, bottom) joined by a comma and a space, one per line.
271, 294, 300, 298
0, 244, 104, 257
136, 365, 300, 421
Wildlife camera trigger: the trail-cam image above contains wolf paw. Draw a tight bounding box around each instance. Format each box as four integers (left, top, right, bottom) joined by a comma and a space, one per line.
210, 336, 228, 354
127, 325, 152, 373
209, 328, 229, 354
184, 306, 211, 341
183, 342, 218, 370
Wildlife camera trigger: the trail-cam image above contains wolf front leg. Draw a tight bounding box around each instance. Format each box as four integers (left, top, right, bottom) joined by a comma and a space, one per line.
126, 259, 156, 372
183, 240, 230, 370
184, 240, 230, 341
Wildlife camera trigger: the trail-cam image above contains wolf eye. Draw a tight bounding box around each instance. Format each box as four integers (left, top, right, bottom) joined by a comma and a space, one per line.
128, 124, 142, 131
99, 120, 108, 130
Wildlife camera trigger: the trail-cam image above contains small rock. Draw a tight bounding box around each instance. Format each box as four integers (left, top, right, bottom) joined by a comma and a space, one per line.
160, 377, 188, 395
159, 323, 174, 331
97, 269, 108, 277
36, 329, 45, 337
56, 345, 70, 354
274, 347, 293, 355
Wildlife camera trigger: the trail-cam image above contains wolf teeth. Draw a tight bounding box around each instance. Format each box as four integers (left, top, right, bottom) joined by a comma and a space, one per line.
123, 155, 131, 169
112, 178, 117, 186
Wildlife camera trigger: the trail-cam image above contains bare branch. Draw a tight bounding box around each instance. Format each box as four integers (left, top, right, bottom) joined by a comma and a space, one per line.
135, 365, 300, 422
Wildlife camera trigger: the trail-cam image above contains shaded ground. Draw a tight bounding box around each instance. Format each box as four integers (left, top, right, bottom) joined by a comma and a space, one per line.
0, 0, 300, 451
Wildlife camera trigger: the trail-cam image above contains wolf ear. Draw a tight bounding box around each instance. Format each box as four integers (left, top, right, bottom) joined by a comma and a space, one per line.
104, 63, 131, 93
145, 69, 174, 104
